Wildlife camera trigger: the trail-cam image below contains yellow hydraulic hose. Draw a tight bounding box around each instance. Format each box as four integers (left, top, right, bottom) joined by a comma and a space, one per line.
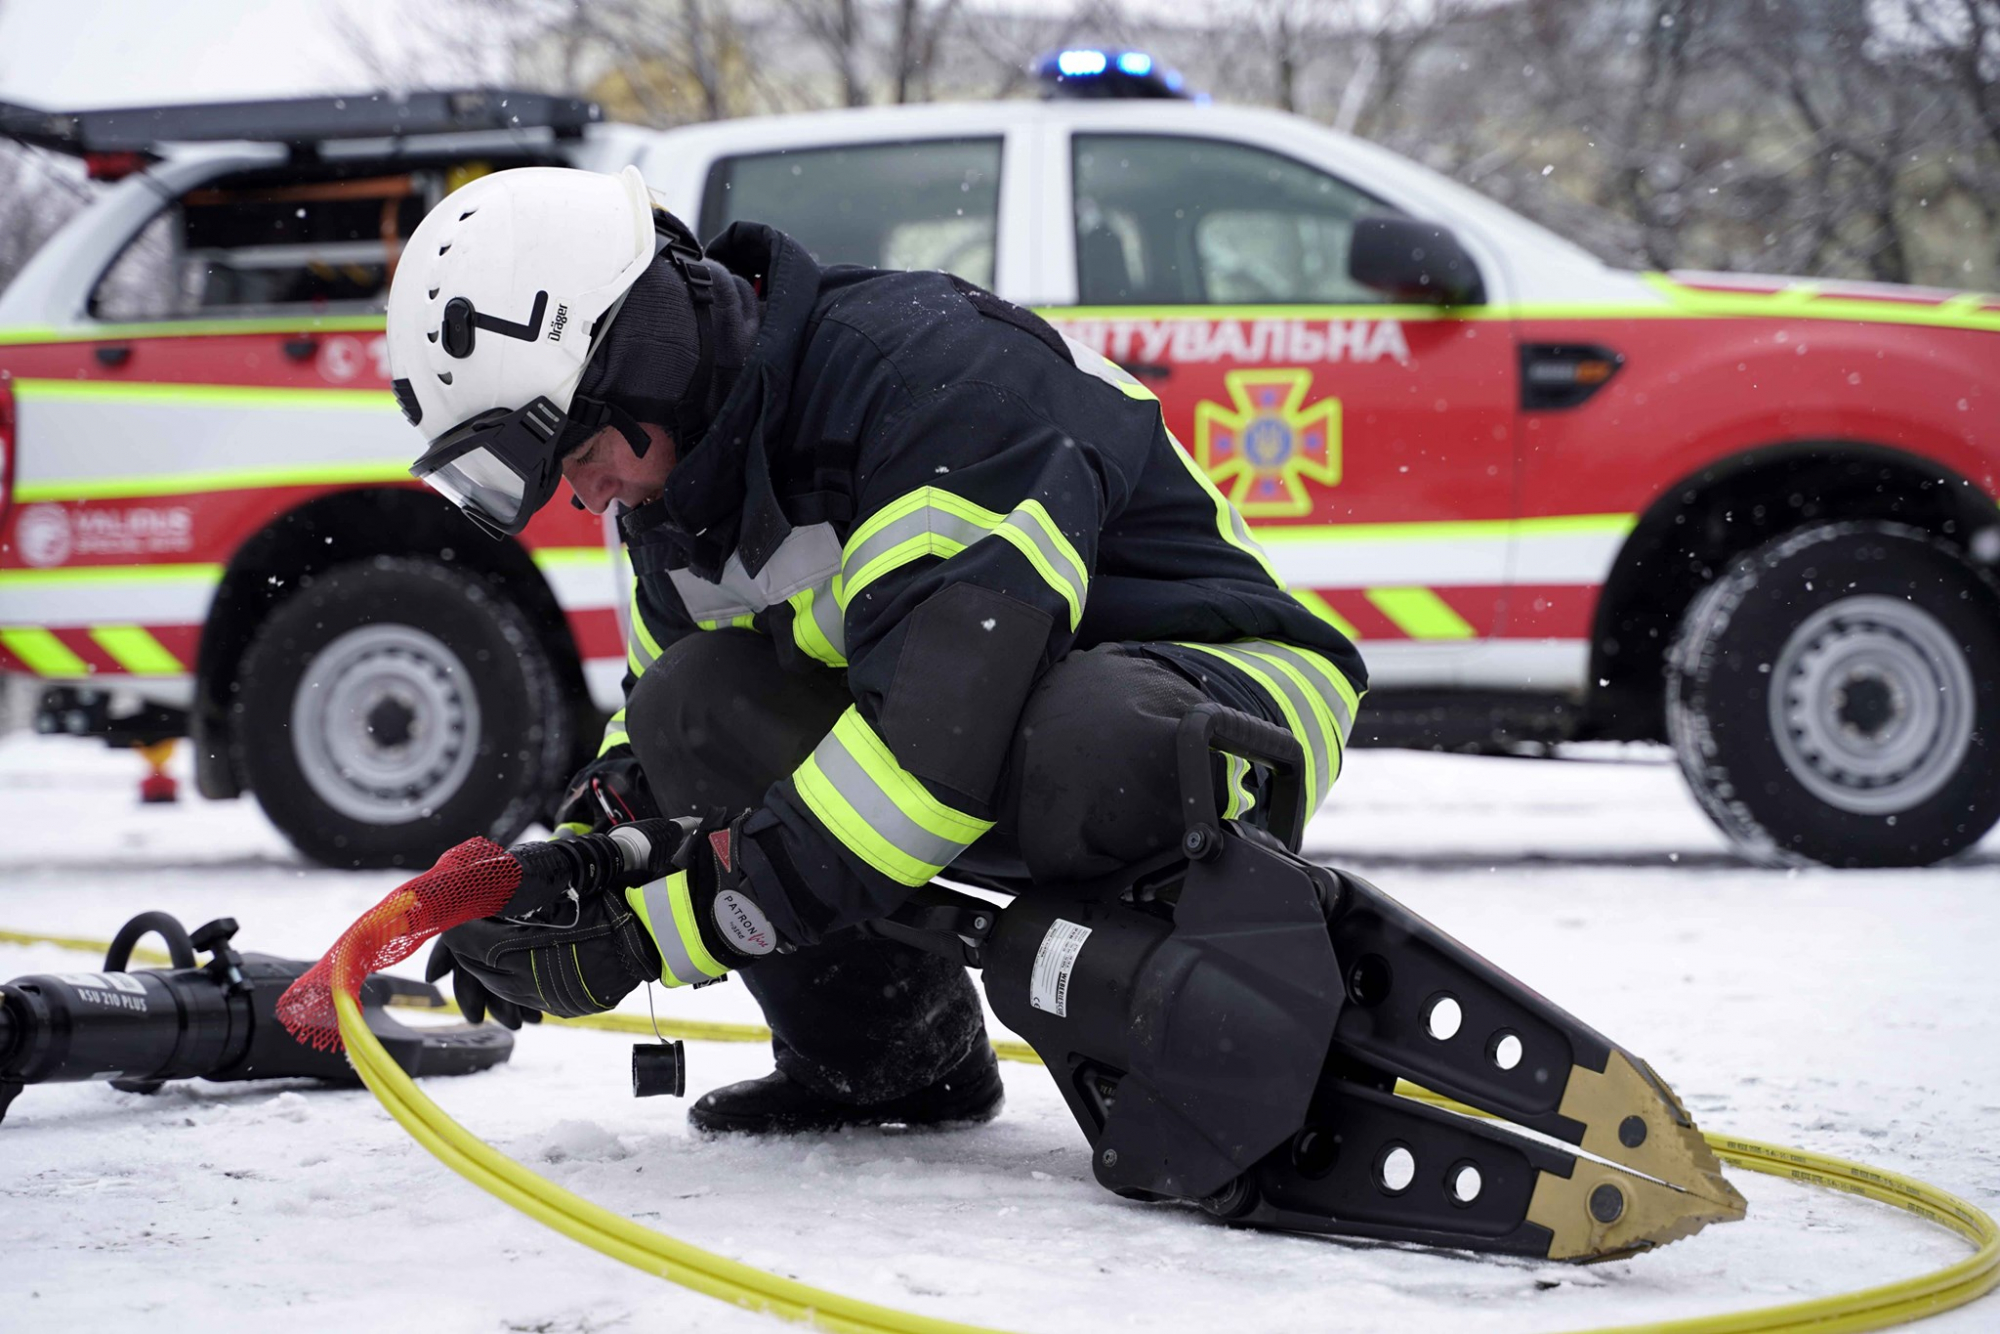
5, 924, 1994, 1332
359, 999, 2000, 1333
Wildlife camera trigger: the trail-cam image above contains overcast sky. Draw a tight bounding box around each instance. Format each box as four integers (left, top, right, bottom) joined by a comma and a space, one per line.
0, 0, 452, 110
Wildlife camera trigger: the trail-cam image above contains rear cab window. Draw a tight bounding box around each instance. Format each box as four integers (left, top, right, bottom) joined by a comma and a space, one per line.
698, 138, 1002, 289
1072, 134, 1400, 306
90, 160, 524, 323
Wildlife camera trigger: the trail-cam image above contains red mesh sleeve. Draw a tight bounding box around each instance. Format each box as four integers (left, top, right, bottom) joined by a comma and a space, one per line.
278, 836, 524, 1052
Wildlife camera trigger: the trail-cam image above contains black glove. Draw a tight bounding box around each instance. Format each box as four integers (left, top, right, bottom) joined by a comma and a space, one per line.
552, 748, 661, 837
424, 811, 784, 1026
425, 881, 663, 1029
621, 809, 785, 988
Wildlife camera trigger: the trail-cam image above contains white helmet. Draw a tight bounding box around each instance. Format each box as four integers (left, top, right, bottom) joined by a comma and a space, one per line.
387, 165, 700, 535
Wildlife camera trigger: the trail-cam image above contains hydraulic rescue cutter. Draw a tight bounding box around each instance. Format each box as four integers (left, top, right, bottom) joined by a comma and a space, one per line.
872, 705, 1747, 1261
295, 704, 1744, 1263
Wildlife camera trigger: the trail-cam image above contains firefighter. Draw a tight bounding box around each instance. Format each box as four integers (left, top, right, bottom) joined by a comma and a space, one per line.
389, 166, 1365, 1135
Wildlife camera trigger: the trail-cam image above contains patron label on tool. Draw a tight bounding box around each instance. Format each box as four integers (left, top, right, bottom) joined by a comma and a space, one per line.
1029, 918, 1092, 1017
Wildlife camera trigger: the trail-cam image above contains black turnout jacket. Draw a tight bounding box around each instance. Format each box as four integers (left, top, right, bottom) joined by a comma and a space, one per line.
601, 223, 1366, 944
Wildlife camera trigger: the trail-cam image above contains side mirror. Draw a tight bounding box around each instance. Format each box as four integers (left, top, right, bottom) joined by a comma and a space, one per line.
1348, 216, 1485, 306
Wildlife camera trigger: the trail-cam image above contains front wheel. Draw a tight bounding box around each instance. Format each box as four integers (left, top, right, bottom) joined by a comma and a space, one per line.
1666, 521, 2000, 868
232, 555, 572, 868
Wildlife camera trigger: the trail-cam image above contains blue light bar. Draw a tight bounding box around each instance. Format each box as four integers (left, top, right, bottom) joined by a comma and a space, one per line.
1116, 52, 1153, 77
1057, 49, 1108, 77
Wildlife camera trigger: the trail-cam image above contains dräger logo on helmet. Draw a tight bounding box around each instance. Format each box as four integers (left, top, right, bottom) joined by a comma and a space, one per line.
547, 303, 570, 341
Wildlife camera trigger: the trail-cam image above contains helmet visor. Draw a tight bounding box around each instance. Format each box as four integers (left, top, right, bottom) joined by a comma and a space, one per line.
424, 445, 530, 527
410, 398, 569, 536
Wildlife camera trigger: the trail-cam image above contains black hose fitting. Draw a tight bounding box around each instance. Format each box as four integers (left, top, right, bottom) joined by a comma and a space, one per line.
501, 819, 688, 920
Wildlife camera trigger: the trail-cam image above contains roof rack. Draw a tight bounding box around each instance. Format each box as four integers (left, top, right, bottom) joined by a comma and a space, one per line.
0, 88, 602, 158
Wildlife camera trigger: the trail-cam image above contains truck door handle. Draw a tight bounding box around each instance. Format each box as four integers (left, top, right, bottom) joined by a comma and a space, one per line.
282, 338, 320, 362
94, 345, 132, 368
1117, 361, 1172, 381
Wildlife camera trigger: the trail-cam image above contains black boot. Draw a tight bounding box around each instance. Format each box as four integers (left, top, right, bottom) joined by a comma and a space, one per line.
688, 1043, 1004, 1136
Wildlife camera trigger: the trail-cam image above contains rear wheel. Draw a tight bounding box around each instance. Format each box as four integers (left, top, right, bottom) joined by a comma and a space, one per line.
233, 555, 570, 868
1666, 521, 2000, 867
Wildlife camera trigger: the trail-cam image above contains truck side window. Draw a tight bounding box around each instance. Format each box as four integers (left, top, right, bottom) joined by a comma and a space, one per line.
699, 139, 1002, 290
1073, 135, 1397, 305
92, 169, 436, 321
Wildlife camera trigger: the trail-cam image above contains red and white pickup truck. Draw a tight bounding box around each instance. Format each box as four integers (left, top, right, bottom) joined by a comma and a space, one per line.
3, 74, 1996, 869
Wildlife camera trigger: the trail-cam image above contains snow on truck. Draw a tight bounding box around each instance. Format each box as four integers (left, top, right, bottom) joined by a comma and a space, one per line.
2, 66, 1996, 870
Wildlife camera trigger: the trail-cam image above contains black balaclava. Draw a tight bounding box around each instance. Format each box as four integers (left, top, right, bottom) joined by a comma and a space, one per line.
568, 252, 760, 460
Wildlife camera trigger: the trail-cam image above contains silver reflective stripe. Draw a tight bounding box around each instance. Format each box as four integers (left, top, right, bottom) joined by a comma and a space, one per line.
809, 728, 970, 873
1247, 641, 1355, 743
668, 523, 844, 621
843, 507, 989, 586
999, 510, 1088, 614
807, 576, 845, 658
636, 875, 705, 988
842, 502, 1086, 621
1196, 643, 1333, 806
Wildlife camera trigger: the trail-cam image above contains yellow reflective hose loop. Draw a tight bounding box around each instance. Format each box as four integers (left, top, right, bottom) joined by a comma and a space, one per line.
6, 925, 1995, 1332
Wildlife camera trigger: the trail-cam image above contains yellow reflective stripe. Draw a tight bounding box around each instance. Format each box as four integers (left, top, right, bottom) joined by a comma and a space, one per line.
530, 546, 612, 570
667, 874, 727, 981
1291, 588, 1362, 641
1067, 345, 1288, 592
1286, 643, 1364, 737
1040, 285, 2000, 333
0, 314, 387, 346
792, 707, 994, 886
598, 707, 630, 758
0, 563, 224, 588
1162, 431, 1287, 589
627, 579, 663, 677
1253, 513, 1637, 546
788, 582, 847, 668
0, 627, 90, 676
1230, 644, 1345, 798
1366, 587, 1477, 640
695, 614, 758, 632
15, 463, 410, 503
1178, 643, 1322, 810
623, 876, 727, 988
89, 625, 182, 675
1222, 755, 1253, 820
841, 488, 1088, 629
13, 378, 395, 412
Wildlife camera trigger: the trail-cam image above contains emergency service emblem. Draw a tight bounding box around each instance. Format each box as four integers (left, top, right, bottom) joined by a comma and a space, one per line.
1193, 369, 1341, 518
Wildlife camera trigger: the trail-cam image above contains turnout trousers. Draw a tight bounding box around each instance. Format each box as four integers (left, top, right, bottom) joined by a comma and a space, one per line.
625, 629, 1239, 1105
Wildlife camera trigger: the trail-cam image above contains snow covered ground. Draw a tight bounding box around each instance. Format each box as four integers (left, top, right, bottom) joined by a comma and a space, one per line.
1, 730, 1995, 1334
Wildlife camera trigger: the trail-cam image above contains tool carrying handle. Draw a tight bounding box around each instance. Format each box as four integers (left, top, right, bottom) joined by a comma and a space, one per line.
1176, 703, 1307, 853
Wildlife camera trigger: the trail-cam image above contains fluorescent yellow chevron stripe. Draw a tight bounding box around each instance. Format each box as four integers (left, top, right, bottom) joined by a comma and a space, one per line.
0, 627, 90, 676
1291, 587, 1362, 640
89, 626, 183, 675
1366, 587, 1477, 640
